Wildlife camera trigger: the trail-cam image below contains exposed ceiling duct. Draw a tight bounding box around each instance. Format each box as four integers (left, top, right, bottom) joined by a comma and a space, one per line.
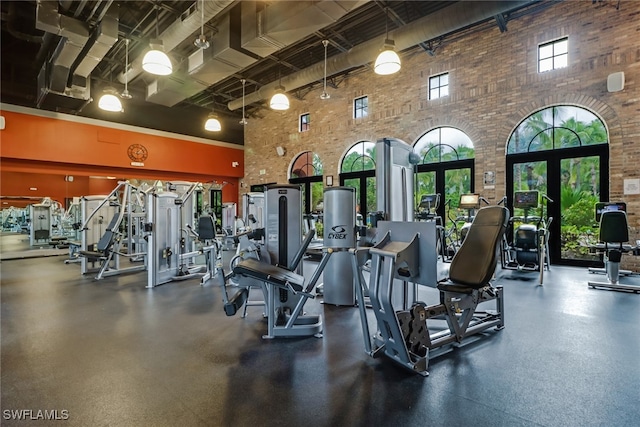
117, 0, 236, 85
145, 0, 369, 108
72, 7, 118, 80
227, 0, 534, 110
35, 0, 118, 113
35, 0, 90, 94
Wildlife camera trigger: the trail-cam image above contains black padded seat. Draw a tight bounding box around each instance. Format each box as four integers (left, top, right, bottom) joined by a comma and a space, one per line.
437, 282, 475, 294
447, 205, 509, 289
233, 258, 304, 292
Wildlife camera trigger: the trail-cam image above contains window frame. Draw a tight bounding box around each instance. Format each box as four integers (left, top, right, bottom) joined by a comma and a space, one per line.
299, 112, 310, 132
428, 72, 449, 100
353, 96, 368, 119
538, 37, 568, 73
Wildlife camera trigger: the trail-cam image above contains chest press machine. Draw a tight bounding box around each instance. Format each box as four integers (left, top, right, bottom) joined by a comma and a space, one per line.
351, 205, 509, 376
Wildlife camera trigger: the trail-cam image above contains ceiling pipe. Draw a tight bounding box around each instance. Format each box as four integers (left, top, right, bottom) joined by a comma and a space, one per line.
116, 0, 235, 85
227, 0, 533, 111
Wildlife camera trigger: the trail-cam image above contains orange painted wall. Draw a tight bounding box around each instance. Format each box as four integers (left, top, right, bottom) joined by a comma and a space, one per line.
0, 109, 244, 207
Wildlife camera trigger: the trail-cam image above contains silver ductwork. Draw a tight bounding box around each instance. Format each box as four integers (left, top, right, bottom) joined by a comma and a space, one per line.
241, 1, 369, 57
73, 7, 118, 79
35, 0, 117, 113
117, 0, 236, 85
36, 0, 90, 94
145, 0, 368, 108
228, 0, 533, 110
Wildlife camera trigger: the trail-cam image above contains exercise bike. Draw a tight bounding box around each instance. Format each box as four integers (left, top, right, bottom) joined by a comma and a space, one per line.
501, 190, 553, 285
415, 194, 450, 261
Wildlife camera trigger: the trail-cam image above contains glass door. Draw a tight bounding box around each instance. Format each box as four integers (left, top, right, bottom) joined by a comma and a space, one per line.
558, 155, 601, 263
507, 148, 608, 266
415, 161, 473, 230
341, 172, 376, 226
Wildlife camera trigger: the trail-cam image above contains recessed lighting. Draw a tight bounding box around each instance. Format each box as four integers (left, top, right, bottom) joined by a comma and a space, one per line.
29, 187, 37, 191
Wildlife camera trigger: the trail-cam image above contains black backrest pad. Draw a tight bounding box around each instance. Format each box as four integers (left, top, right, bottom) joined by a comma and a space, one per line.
198, 215, 216, 240
449, 205, 509, 288
599, 210, 629, 243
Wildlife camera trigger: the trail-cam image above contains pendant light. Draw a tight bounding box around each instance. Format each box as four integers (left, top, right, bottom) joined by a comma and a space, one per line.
142, 6, 172, 76
204, 113, 221, 131
98, 88, 123, 112
121, 38, 133, 99
270, 64, 289, 110
239, 79, 248, 125
204, 100, 221, 132
320, 40, 330, 99
193, 0, 210, 49
270, 88, 289, 110
374, 7, 401, 76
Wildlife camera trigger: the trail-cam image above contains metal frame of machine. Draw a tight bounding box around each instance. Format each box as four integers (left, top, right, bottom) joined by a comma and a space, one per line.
352, 206, 509, 376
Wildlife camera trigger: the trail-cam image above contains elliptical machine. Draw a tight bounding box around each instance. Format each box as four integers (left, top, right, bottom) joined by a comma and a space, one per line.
501, 190, 553, 285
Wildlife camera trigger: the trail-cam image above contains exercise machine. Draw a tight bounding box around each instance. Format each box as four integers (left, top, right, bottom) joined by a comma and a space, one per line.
78, 182, 147, 280
587, 202, 640, 293
416, 194, 454, 263
29, 198, 55, 246
219, 184, 333, 339
146, 185, 219, 288
457, 193, 483, 243
370, 137, 420, 309
241, 192, 265, 230
351, 205, 509, 376
322, 186, 356, 306
501, 190, 552, 285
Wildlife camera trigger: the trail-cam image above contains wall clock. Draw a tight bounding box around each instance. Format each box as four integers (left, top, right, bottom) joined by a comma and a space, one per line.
127, 144, 148, 162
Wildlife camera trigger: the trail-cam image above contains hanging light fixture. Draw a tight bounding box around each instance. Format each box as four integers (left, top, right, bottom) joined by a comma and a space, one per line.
204, 100, 221, 132
239, 79, 248, 125
98, 88, 123, 112
320, 40, 330, 100
374, 7, 401, 76
121, 38, 133, 99
270, 87, 289, 110
142, 6, 172, 76
193, 0, 210, 49
270, 64, 289, 110
204, 113, 221, 131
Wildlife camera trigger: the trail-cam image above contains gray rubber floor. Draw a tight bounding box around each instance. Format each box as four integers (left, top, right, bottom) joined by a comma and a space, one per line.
1, 232, 639, 426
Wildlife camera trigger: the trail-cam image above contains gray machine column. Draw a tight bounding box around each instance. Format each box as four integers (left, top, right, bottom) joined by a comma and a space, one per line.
264, 184, 302, 270
375, 137, 421, 308
376, 137, 419, 222
323, 187, 356, 306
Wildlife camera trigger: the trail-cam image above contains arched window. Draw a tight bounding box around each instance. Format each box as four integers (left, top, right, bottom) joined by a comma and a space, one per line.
289, 151, 324, 214
507, 105, 607, 154
339, 141, 376, 225
413, 127, 475, 226
340, 141, 376, 172
414, 127, 475, 164
291, 151, 323, 178
505, 105, 609, 266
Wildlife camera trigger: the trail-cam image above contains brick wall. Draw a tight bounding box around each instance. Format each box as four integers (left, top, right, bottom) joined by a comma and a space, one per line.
242, 1, 640, 270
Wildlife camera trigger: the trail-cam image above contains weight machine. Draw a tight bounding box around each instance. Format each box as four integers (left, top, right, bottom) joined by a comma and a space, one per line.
219, 184, 333, 339
146, 183, 219, 288
351, 205, 509, 376
28, 198, 57, 246
78, 182, 147, 280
